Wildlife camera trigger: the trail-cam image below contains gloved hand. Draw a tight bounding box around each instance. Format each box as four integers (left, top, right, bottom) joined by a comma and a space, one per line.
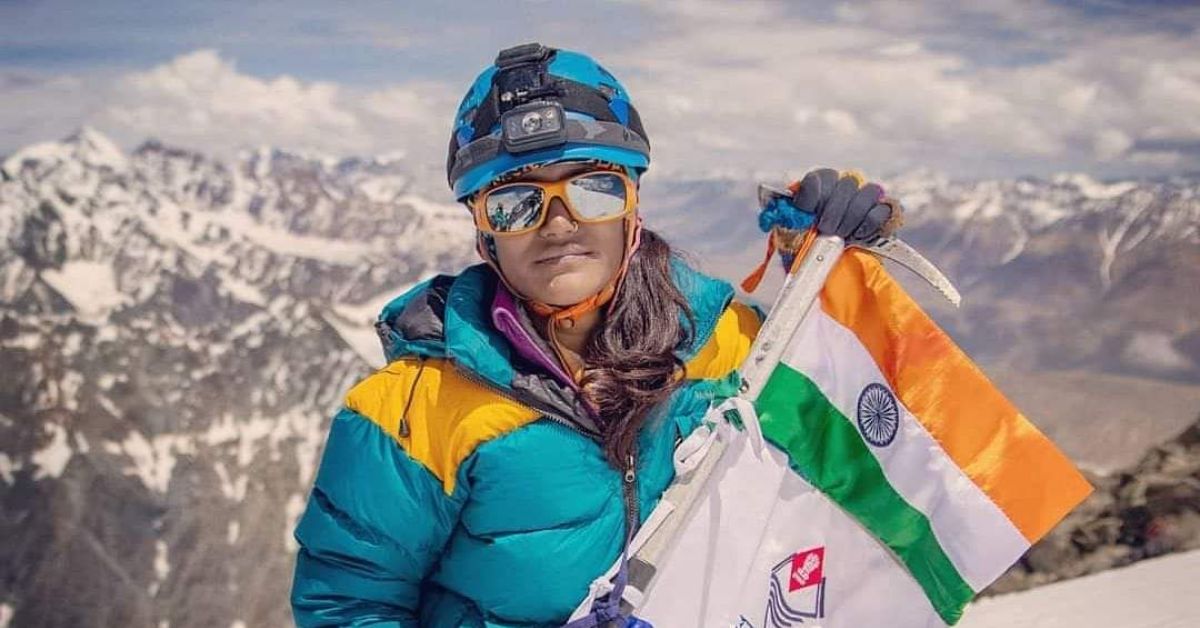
789, 168, 902, 243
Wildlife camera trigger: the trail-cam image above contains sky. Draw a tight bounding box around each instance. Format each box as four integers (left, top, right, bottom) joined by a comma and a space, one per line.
2, 0, 1199, 182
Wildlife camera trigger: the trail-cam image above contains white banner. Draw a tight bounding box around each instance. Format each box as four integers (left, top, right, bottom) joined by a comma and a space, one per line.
571, 399, 948, 628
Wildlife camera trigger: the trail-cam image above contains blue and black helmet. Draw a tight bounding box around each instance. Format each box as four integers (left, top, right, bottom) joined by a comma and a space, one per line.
446, 42, 651, 201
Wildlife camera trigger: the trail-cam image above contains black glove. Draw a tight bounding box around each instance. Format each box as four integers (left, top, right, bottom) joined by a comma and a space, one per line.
791, 168, 901, 243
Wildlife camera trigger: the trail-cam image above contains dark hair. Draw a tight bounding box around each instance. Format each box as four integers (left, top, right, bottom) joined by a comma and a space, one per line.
580, 228, 695, 468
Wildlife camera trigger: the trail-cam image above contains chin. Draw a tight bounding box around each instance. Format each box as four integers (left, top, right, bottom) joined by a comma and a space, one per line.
536, 276, 606, 306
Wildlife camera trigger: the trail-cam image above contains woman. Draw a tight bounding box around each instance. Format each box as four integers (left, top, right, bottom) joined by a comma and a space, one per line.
291, 43, 897, 627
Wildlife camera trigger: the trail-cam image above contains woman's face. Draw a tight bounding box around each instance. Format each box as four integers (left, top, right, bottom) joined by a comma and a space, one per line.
489, 162, 629, 306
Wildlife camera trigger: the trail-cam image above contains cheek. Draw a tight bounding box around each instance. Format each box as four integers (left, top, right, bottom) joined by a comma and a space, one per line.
492, 235, 536, 276
593, 221, 627, 269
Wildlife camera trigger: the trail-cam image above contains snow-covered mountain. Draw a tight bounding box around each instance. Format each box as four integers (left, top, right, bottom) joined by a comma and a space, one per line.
0, 129, 1197, 626
643, 169, 1200, 382
0, 128, 474, 627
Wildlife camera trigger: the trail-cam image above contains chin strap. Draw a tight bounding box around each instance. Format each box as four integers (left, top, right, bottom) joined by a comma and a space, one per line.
478, 213, 644, 331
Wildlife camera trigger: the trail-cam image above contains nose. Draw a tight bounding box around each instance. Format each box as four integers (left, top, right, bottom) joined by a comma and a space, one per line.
538, 196, 578, 239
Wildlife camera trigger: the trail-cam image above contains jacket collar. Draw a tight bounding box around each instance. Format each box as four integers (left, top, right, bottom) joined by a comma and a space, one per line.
376, 261, 735, 392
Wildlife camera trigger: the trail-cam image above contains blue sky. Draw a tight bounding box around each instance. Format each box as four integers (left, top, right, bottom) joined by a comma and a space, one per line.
2, 0, 1199, 180
0, 1, 653, 82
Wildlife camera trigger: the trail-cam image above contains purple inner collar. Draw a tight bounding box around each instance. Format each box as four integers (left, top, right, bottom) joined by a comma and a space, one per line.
491, 284, 579, 391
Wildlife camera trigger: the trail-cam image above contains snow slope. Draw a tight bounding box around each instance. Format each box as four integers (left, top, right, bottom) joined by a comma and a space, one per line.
960, 551, 1200, 628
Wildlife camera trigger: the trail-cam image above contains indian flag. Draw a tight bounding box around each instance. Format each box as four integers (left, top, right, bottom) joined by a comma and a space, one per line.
754, 249, 1094, 624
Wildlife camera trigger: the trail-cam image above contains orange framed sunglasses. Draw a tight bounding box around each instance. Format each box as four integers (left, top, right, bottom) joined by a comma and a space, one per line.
471, 168, 638, 236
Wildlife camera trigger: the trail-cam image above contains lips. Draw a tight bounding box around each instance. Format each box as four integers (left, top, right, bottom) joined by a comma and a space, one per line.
535, 247, 593, 264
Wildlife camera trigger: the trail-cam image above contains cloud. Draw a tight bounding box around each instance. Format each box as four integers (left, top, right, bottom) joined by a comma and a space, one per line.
605, 0, 1200, 179
1, 0, 1198, 181
103, 50, 363, 154
1094, 129, 1134, 161
0, 49, 454, 164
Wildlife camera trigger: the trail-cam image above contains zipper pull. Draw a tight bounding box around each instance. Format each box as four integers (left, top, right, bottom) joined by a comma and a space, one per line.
624, 453, 636, 483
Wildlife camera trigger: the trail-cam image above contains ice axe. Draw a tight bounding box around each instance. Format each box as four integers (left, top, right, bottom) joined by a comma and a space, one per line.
751, 182, 962, 308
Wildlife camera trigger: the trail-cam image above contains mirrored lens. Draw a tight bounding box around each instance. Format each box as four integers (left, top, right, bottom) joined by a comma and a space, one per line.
485, 185, 545, 232
566, 173, 628, 220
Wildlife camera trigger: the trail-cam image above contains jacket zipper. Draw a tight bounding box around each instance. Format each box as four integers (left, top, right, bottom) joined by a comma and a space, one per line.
622, 449, 640, 540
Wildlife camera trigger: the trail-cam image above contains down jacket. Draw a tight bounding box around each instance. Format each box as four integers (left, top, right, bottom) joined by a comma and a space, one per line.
291, 261, 761, 626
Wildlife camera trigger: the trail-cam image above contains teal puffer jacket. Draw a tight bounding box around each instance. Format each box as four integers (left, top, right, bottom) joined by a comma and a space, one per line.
291, 262, 761, 626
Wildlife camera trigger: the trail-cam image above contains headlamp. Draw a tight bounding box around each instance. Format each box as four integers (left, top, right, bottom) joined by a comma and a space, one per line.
501, 101, 568, 153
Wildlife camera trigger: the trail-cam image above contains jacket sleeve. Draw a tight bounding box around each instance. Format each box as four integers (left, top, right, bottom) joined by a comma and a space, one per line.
291, 407, 468, 627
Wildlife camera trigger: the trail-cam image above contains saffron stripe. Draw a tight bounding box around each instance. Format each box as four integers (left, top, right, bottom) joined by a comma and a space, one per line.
819, 251, 1092, 542
756, 364, 974, 625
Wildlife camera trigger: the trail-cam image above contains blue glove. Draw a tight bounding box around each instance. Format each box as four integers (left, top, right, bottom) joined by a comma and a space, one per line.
790, 168, 901, 243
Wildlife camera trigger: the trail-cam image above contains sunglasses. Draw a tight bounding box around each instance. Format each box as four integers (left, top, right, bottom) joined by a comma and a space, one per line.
471, 169, 637, 236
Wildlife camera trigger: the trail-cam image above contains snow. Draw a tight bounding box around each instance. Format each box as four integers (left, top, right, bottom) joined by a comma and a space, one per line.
40, 260, 124, 318
198, 409, 327, 486
1021, 197, 1071, 228
31, 422, 72, 479
5, 332, 42, 351
0, 259, 32, 303
396, 193, 464, 221
372, 149, 407, 164
0, 452, 16, 484
0, 603, 12, 628
358, 175, 409, 203
960, 550, 1200, 627
97, 394, 123, 419
1096, 197, 1150, 290
211, 209, 365, 264
322, 308, 383, 366
109, 431, 195, 494
284, 493, 305, 552
998, 213, 1029, 265
58, 371, 83, 411
325, 276, 437, 366
2, 140, 73, 177
218, 272, 267, 306
70, 127, 128, 171
1054, 172, 1138, 200
951, 193, 990, 223
1123, 332, 1195, 374
154, 539, 170, 581
2, 127, 127, 178
94, 325, 119, 344
227, 520, 241, 545
73, 431, 90, 454
148, 539, 169, 596
213, 461, 248, 502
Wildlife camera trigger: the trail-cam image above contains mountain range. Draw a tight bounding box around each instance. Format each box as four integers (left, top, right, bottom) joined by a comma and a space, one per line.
1, 128, 1197, 627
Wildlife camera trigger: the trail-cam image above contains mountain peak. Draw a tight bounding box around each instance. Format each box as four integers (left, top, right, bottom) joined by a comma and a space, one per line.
1, 126, 127, 178
1051, 172, 1138, 200
63, 126, 127, 170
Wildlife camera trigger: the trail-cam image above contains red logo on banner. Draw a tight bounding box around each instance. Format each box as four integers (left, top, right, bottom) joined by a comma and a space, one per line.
788, 547, 825, 592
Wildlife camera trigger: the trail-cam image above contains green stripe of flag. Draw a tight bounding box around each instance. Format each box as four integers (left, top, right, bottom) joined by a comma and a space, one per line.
755, 364, 975, 625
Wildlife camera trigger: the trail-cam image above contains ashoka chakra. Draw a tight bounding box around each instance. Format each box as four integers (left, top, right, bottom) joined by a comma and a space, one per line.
856, 383, 899, 447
